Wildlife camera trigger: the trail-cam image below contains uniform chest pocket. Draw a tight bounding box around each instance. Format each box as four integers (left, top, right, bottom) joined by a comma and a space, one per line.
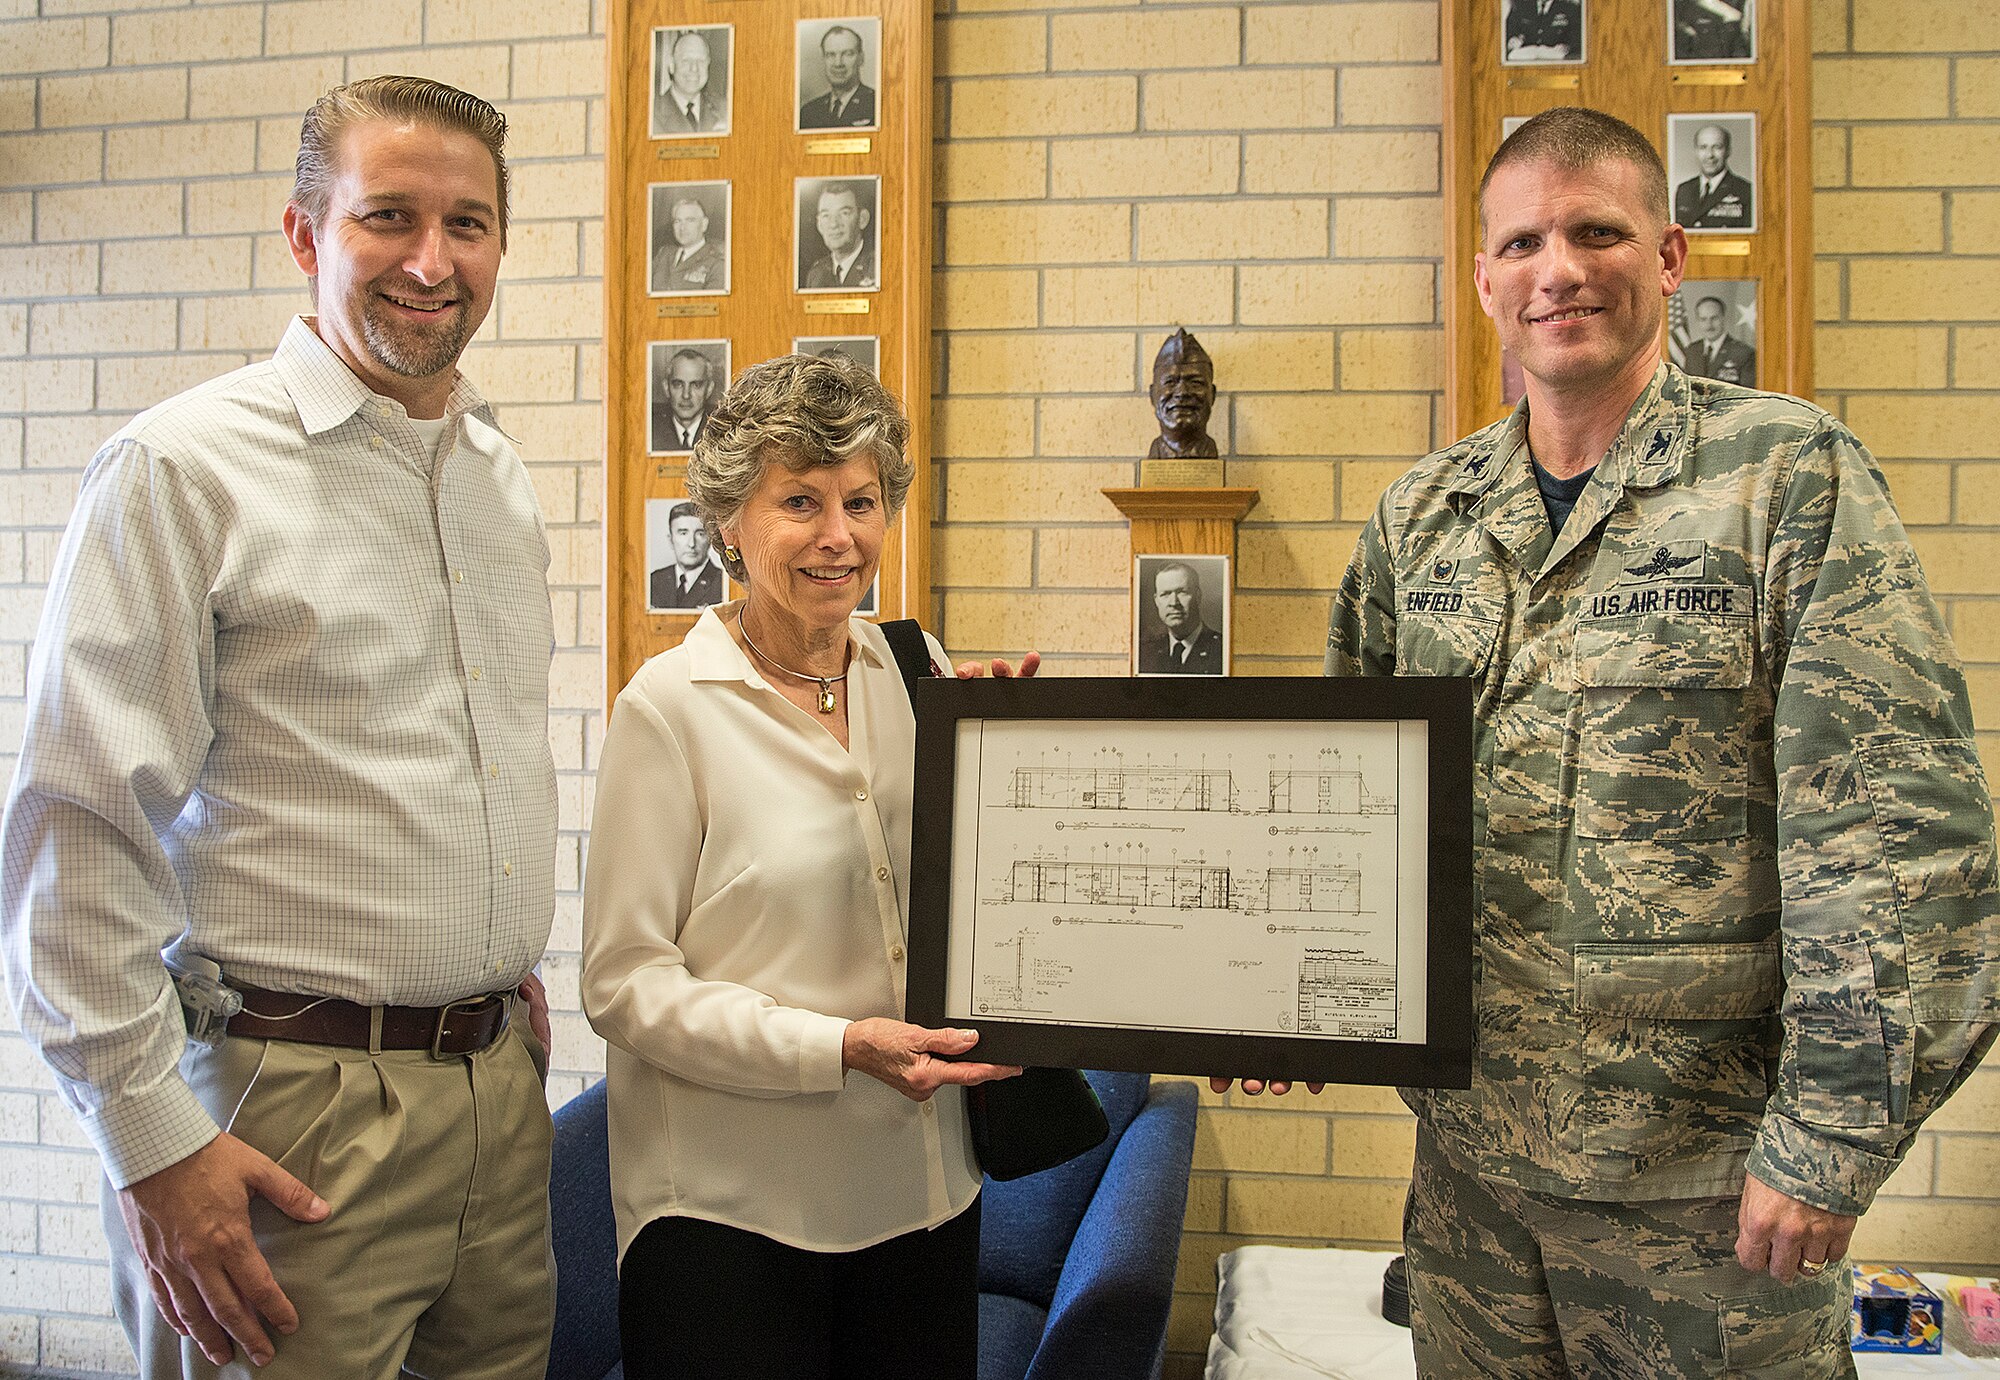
1394, 592, 1499, 679
1573, 618, 1752, 841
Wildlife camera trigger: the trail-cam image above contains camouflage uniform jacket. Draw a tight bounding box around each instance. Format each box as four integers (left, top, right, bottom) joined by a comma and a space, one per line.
1326, 362, 2000, 1213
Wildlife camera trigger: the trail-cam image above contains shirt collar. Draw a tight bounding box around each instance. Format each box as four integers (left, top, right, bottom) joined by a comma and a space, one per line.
685, 601, 890, 685
272, 315, 497, 438
1445, 360, 1684, 504
831, 242, 864, 275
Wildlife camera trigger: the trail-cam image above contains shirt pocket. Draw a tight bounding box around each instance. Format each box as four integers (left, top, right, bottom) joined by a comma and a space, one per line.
1573, 618, 1753, 841
1573, 940, 1780, 1171
1394, 596, 1500, 679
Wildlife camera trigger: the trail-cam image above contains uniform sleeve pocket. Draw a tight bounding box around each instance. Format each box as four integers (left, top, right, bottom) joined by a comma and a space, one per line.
1782, 934, 1892, 1129
1574, 940, 1781, 1019
1856, 736, 2000, 1022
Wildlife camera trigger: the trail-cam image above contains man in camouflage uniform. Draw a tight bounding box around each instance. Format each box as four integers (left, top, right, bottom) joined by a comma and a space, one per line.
1326, 107, 2000, 1376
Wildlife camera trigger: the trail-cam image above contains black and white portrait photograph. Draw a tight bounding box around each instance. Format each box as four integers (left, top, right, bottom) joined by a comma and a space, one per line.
794, 336, 879, 376
1670, 280, 1757, 388
1134, 554, 1229, 678
648, 181, 730, 297
1671, 0, 1754, 63
1502, 116, 1528, 141
1668, 113, 1757, 233
651, 26, 733, 139
646, 496, 729, 613
795, 176, 880, 294
1502, 0, 1584, 65
856, 573, 879, 617
648, 339, 729, 456
796, 18, 881, 132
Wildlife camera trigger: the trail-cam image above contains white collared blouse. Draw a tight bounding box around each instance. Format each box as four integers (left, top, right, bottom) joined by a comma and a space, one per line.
581, 605, 980, 1255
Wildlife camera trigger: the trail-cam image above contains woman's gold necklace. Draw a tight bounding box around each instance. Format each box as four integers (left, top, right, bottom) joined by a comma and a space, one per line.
738, 608, 848, 714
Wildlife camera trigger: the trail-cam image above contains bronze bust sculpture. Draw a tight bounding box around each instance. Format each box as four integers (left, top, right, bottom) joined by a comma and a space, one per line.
1147, 328, 1218, 460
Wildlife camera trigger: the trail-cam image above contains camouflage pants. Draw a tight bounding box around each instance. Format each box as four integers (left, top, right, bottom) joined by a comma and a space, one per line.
1405, 1121, 1855, 1378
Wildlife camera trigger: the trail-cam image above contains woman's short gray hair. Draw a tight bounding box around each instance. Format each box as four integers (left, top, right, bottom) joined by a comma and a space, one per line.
685, 353, 914, 582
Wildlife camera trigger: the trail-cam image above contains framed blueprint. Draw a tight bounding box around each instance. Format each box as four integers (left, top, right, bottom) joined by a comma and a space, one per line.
906, 676, 1475, 1089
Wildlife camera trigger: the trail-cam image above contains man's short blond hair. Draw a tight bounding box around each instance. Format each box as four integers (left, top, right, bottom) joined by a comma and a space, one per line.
1479, 106, 1668, 232
293, 76, 511, 249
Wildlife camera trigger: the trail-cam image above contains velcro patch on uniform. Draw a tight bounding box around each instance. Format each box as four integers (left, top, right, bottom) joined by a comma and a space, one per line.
1427, 556, 1459, 584
1585, 584, 1747, 620
1616, 539, 1707, 584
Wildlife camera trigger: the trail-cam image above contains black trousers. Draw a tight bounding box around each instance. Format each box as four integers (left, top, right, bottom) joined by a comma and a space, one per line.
617, 1197, 982, 1380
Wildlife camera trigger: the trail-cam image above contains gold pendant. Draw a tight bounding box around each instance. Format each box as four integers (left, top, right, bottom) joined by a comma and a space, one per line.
818, 684, 837, 714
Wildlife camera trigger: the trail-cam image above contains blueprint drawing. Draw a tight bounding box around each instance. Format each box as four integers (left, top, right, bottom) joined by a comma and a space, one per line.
944, 716, 1431, 1045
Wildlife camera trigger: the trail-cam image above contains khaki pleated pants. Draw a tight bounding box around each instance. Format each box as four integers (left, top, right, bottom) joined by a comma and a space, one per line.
102, 1022, 555, 1380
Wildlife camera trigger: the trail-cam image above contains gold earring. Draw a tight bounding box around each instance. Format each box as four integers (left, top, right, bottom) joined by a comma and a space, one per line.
722, 544, 740, 563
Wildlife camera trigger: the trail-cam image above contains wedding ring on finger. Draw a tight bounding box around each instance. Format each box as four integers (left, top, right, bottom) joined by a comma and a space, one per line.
1798, 1257, 1830, 1278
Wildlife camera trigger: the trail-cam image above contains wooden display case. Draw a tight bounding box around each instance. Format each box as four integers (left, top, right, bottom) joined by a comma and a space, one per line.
1443, 0, 1812, 440
604, 0, 933, 700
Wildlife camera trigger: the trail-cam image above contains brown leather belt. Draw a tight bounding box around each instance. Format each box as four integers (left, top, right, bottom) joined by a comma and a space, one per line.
229, 983, 512, 1058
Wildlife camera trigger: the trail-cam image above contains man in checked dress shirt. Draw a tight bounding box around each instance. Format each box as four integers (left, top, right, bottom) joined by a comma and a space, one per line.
1, 77, 558, 1378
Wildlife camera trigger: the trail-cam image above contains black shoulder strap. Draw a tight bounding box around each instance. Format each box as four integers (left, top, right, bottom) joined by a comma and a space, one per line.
878, 619, 935, 706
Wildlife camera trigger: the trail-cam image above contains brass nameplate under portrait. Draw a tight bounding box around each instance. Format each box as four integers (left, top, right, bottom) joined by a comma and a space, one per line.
657, 302, 721, 318
803, 298, 871, 315
1671, 69, 1748, 85
1141, 458, 1224, 488
806, 136, 872, 155
1507, 70, 1580, 90
1687, 239, 1753, 257
656, 143, 721, 160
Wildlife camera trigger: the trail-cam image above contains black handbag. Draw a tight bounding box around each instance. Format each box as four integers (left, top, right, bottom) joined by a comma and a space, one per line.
879, 620, 1111, 1181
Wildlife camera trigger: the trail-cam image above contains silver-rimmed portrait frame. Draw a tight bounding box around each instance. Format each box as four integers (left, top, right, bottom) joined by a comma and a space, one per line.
651, 24, 734, 140
1667, 112, 1758, 235
646, 338, 730, 457
648, 180, 731, 297
1500, 0, 1585, 66
795, 17, 882, 134
795, 175, 882, 295
1668, 0, 1754, 65
793, 335, 880, 376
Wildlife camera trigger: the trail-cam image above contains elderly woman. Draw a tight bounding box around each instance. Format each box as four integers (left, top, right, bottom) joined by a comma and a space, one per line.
582, 354, 1026, 1380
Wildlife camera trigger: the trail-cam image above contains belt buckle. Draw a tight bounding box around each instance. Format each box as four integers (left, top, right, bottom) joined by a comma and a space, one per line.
431, 994, 501, 1060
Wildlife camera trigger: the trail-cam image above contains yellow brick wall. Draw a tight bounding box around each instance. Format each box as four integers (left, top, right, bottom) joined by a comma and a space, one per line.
0, 0, 1997, 1375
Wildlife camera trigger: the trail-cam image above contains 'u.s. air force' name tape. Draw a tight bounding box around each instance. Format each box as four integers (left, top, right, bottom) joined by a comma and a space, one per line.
1586, 584, 1745, 619
1404, 584, 1746, 619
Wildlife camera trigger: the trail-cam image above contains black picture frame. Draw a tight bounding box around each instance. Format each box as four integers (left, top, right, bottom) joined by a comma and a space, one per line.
906, 675, 1475, 1089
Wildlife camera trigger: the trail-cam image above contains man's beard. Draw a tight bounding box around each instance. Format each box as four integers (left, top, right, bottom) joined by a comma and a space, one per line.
362, 284, 472, 380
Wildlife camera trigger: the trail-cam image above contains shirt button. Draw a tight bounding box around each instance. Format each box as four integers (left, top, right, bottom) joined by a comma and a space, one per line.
876, 866, 890, 881
855, 789, 868, 801
454, 570, 465, 583
922, 1101, 936, 1116
488, 763, 500, 778
370, 437, 384, 449
890, 945, 905, 961
470, 666, 482, 681
502, 861, 513, 877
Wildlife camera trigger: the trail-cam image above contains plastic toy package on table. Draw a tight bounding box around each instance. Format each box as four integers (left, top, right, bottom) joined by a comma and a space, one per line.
1855, 1265, 1945, 1354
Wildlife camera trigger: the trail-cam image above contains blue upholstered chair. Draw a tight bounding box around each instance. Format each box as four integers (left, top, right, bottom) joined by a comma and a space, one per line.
545, 1070, 1199, 1380
546, 1078, 623, 1380
976, 1070, 1199, 1380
